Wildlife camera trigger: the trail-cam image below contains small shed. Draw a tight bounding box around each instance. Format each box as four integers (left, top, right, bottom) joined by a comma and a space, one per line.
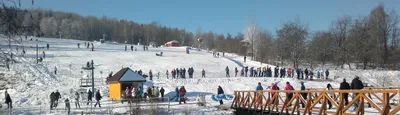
165, 40, 180, 47
107, 68, 146, 100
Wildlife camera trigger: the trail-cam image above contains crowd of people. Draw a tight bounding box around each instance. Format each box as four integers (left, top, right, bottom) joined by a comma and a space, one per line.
226, 66, 331, 80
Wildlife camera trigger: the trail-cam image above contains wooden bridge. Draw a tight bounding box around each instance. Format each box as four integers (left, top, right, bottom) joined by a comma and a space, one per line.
231, 88, 400, 115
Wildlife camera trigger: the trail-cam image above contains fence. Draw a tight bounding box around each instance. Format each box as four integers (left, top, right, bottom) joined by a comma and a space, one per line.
231, 88, 400, 115
0, 97, 171, 115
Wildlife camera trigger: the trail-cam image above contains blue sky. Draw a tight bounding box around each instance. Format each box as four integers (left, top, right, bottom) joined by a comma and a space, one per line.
20, 0, 400, 36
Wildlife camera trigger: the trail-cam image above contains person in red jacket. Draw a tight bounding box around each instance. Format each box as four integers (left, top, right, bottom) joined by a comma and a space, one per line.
179, 86, 186, 104
284, 82, 294, 106
287, 69, 292, 78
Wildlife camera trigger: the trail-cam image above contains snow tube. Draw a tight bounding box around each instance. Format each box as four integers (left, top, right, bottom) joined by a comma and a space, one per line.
211, 95, 220, 101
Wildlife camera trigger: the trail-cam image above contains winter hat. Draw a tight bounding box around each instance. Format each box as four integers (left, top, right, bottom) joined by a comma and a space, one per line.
258, 82, 261, 84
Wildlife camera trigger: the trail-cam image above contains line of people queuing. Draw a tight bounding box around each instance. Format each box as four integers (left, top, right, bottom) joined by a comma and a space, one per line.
255, 76, 363, 110
227, 66, 330, 80
168, 67, 197, 79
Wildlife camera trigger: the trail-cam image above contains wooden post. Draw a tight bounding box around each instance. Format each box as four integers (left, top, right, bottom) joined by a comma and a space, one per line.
335, 92, 344, 115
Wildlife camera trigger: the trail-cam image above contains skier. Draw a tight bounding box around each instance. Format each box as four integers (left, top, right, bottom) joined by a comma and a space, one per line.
235, 67, 238, 77
339, 79, 350, 105
46, 43, 49, 50
225, 66, 230, 77
179, 86, 187, 104
87, 89, 92, 105
54, 66, 57, 75
77, 43, 80, 48
284, 82, 294, 106
5, 91, 12, 108
166, 70, 169, 79
75, 91, 80, 108
149, 70, 153, 81
65, 98, 70, 114
217, 86, 224, 105
54, 90, 61, 107
202, 69, 206, 78
160, 87, 165, 101
326, 84, 333, 109
94, 90, 102, 107
300, 82, 307, 108
125, 45, 127, 51
351, 76, 363, 110
244, 55, 246, 62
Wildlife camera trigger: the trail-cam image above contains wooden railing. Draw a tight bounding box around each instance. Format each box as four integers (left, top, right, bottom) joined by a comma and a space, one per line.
231, 88, 400, 115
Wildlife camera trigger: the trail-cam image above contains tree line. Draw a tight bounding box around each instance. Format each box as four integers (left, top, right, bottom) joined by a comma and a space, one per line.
0, 3, 398, 70
241, 4, 399, 70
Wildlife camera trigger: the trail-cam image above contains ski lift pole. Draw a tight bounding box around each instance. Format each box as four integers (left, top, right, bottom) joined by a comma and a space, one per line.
91, 60, 95, 97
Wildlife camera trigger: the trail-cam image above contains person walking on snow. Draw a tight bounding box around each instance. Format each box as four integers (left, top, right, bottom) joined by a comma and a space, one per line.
42, 51, 45, 59
65, 98, 70, 114
54, 66, 57, 75
54, 90, 61, 107
325, 69, 329, 79
5, 90, 12, 108
94, 90, 102, 107
50, 92, 55, 109
351, 76, 363, 110
87, 89, 92, 105
75, 91, 80, 108
179, 86, 187, 104
166, 70, 169, 79
225, 66, 230, 77
235, 67, 238, 77
202, 69, 206, 78
149, 70, 153, 81
339, 79, 350, 105
175, 87, 179, 101
217, 86, 224, 105
300, 82, 307, 108
326, 84, 333, 109
160, 87, 165, 101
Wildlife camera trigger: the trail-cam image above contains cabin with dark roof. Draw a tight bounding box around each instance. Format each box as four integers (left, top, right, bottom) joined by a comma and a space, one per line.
107, 68, 146, 100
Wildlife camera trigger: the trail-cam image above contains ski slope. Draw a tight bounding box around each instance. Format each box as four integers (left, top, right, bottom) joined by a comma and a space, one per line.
0, 37, 399, 114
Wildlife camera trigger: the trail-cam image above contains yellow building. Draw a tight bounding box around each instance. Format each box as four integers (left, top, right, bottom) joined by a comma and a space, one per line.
107, 68, 146, 100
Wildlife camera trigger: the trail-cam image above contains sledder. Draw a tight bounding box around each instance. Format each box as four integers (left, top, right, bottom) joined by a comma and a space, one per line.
156, 52, 163, 56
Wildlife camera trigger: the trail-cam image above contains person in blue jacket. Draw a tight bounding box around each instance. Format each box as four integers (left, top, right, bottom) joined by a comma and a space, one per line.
317, 71, 321, 79
256, 82, 263, 90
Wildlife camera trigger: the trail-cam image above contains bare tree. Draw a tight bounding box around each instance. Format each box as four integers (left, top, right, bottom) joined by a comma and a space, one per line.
243, 19, 260, 60
276, 20, 308, 69
330, 16, 352, 68
367, 4, 400, 67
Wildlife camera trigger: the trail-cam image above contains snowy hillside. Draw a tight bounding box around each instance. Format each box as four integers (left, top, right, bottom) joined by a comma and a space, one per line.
0, 36, 399, 114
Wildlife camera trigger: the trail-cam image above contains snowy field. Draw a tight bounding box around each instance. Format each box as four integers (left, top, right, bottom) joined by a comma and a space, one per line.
0, 37, 399, 114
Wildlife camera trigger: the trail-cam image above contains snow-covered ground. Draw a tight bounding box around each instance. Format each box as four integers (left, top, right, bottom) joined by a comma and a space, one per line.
0, 37, 399, 114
